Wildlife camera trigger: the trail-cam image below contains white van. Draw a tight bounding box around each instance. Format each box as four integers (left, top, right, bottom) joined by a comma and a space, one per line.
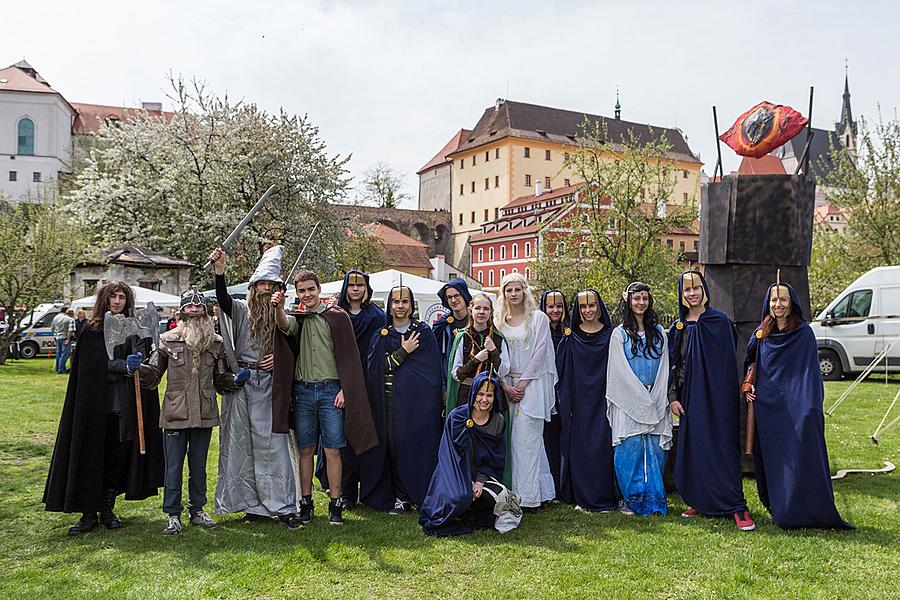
14, 303, 64, 359
811, 266, 900, 380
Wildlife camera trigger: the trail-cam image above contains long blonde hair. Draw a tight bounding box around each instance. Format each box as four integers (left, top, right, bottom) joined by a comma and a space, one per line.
494, 273, 538, 344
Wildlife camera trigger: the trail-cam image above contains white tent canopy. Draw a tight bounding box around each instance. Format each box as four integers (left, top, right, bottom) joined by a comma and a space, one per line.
301, 269, 495, 326
71, 287, 181, 313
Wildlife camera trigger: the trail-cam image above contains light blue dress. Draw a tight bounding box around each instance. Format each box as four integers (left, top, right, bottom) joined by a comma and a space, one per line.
614, 327, 668, 516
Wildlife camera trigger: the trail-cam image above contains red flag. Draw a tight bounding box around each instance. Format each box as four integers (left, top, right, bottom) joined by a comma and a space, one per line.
719, 102, 808, 159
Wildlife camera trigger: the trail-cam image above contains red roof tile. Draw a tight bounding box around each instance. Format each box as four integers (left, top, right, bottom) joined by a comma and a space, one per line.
0, 66, 58, 95
367, 223, 432, 269
503, 184, 579, 210
72, 102, 174, 134
737, 155, 785, 175
417, 129, 472, 174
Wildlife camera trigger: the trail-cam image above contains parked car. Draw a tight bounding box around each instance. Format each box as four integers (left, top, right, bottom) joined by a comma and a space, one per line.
811, 266, 900, 380
13, 303, 64, 359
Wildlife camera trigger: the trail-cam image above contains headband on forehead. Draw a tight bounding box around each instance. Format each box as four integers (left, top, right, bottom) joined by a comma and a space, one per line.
680, 272, 706, 309
545, 291, 564, 305
682, 272, 703, 288
577, 290, 597, 305
390, 286, 412, 301
479, 376, 496, 393
768, 269, 792, 318
347, 272, 366, 285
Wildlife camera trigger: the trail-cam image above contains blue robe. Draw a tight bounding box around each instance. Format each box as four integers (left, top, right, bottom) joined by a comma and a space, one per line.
745, 283, 852, 529
419, 372, 507, 536
668, 272, 747, 516
360, 310, 442, 511
316, 271, 385, 495
540, 290, 568, 496
555, 291, 618, 511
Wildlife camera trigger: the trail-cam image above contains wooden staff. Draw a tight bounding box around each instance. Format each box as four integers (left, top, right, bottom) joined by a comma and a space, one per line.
744, 401, 755, 456
133, 368, 146, 454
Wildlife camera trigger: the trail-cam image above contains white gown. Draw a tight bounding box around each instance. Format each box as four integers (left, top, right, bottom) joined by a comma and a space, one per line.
500, 310, 558, 507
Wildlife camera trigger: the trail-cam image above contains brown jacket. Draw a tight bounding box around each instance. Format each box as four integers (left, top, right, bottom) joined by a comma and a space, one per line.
273, 305, 379, 455
141, 328, 237, 429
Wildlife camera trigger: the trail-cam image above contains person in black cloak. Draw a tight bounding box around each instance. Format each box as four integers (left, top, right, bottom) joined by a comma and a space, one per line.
540, 289, 568, 496
432, 278, 472, 395
360, 282, 443, 513
743, 280, 853, 530
315, 270, 385, 508
668, 271, 754, 530
419, 372, 522, 536
43, 280, 164, 534
555, 289, 618, 511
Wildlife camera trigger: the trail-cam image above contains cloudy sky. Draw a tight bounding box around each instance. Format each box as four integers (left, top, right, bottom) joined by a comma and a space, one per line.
4, 0, 898, 206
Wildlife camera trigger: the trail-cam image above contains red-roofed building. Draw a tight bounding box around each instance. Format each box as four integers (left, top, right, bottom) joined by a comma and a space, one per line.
470, 184, 700, 290
72, 102, 173, 134
814, 203, 849, 234
1, 59, 169, 201
368, 223, 434, 278
470, 185, 583, 290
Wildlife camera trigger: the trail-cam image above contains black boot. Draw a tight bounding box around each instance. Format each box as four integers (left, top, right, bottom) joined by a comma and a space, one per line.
100, 489, 123, 529
68, 512, 99, 535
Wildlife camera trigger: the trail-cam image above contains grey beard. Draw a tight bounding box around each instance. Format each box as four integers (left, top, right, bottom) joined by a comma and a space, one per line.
180, 314, 216, 357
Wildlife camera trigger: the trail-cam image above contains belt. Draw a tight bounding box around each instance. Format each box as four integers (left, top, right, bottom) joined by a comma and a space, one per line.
297, 379, 340, 386
238, 361, 258, 369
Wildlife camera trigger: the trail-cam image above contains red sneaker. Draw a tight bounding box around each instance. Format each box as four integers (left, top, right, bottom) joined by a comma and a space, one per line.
681, 507, 701, 517
733, 511, 756, 531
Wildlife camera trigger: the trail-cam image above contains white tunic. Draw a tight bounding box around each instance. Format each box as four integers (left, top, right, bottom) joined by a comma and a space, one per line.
499, 311, 557, 421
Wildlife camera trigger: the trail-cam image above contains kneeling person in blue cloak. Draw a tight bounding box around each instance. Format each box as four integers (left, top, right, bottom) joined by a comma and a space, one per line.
668, 271, 754, 531
420, 372, 522, 536
743, 280, 853, 530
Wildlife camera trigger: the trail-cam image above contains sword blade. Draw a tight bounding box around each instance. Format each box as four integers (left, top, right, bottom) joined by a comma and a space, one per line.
203, 184, 276, 270
285, 220, 322, 285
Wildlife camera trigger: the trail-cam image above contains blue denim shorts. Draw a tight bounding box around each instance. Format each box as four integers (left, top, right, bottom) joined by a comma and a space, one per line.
292, 380, 346, 449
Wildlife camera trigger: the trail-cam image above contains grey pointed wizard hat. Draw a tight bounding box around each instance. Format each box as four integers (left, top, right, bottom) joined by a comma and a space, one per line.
248, 245, 284, 285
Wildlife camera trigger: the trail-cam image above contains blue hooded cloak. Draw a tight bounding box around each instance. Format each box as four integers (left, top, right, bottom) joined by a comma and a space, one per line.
745, 283, 853, 529
554, 290, 618, 511
359, 289, 443, 511
540, 289, 568, 496
432, 278, 473, 388
419, 372, 507, 536
668, 271, 748, 516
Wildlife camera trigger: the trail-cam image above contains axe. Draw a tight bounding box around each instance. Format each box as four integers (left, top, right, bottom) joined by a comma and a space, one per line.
104, 302, 160, 454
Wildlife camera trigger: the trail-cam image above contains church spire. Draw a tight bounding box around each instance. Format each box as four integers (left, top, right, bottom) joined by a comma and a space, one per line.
839, 60, 857, 137
614, 87, 621, 120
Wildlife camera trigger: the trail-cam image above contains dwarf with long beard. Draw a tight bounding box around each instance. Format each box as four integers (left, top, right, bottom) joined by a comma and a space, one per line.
208, 245, 303, 529
140, 289, 249, 534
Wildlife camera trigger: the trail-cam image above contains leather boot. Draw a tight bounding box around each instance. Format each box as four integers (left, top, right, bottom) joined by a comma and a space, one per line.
68, 512, 99, 535
100, 489, 123, 529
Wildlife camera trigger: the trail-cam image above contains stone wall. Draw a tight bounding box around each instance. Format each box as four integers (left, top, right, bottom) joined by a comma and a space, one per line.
67, 264, 191, 300
333, 204, 454, 263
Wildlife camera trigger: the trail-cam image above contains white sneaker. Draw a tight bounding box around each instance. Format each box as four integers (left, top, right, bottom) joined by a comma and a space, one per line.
163, 514, 182, 535
190, 510, 219, 529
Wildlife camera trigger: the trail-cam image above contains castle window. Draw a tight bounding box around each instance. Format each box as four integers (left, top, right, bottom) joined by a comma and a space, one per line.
17, 118, 35, 155
485, 151, 490, 162
495, 175, 499, 188
545, 149, 551, 160
525, 174, 532, 187
524, 147, 530, 158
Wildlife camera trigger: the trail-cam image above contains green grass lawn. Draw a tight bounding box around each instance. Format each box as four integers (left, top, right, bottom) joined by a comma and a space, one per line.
1, 359, 898, 600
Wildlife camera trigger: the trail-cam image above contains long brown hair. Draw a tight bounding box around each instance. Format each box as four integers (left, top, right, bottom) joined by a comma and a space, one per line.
89, 280, 135, 330
759, 312, 801, 338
